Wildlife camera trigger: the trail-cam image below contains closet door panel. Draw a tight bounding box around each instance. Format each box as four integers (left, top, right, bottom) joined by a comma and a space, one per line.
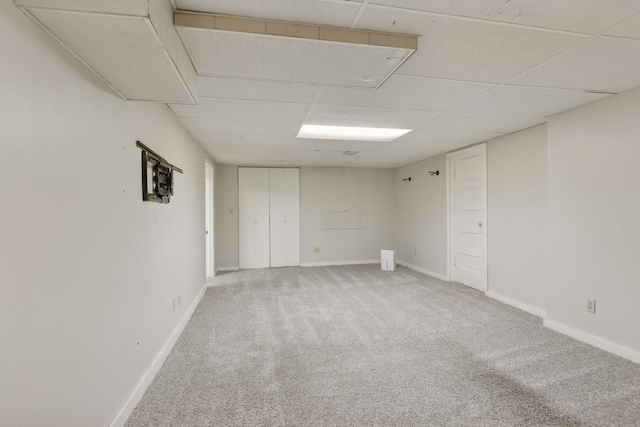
238, 167, 255, 269
270, 168, 286, 267
284, 168, 300, 266
253, 168, 271, 268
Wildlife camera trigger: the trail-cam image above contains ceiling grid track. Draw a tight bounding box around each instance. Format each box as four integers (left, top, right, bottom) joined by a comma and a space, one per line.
350, 0, 370, 29
284, 86, 324, 162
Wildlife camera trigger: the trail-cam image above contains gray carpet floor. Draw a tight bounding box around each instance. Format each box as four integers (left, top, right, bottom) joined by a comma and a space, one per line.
125, 265, 640, 426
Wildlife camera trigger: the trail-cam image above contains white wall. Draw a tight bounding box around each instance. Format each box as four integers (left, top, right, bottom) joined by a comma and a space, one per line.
215, 164, 239, 270
393, 133, 548, 301
487, 125, 548, 314
300, 167, 395, 265
546, 87, 640, 355
0, 3, 211, 425
394, 155, 448, 278
214, 166, 395, 268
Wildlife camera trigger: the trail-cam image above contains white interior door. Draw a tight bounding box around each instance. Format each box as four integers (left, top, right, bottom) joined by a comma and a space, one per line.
270, 169, 286, 267
270, 168, 300, 267
238, 167, 255, 269
239, 167, 270, 269
284, 168, 300, 266
253, 168, 271, 268
450, 145, 486, 291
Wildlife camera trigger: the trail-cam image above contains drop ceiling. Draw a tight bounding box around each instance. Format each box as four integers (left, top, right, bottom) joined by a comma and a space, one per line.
168, 0, 640, 167
18, 0, 640, 168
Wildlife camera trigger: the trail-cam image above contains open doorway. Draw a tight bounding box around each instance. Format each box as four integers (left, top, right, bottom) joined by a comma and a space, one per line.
205, 161, 215, 278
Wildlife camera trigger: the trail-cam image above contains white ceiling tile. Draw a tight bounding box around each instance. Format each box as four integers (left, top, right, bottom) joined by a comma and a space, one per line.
169, 98, 310, 122
375, 143, 441, 153
286, 152, 353, 160
16, 0, 149, 16
510, 37, 640, 93
368, 1, 640, 34
180, 27, 413, 88
184, 119, 301, 137
289, 139, 384, 153
28, 9, 194, 103
284, 159, 351, 167
195, 134, 294, 146
604, 13, 640, 40
457, 85, 611, 116
202, 144, 289, 155
210, 152, 284, 166
425, 113, 546, 133
375, 143, 470, 162
305, 105, 441, 129
197, 76, 320, 103
175, 0, 362, 27
284, 154, 352, 167
342, 159, 408, 168
362, 150, 426, 161
316, 75, 494, 111
392, 129, 501, 145
357, 7, 587, 83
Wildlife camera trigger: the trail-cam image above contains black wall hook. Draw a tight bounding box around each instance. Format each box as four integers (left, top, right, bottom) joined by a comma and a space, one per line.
402, 177, 411, 182
429, 170, 439, 176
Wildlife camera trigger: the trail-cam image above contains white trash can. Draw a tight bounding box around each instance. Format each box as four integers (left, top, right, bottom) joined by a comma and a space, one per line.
381, 249, 396, 271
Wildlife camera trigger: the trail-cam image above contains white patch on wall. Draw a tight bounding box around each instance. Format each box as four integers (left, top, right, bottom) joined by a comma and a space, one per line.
321, 211, 367, 229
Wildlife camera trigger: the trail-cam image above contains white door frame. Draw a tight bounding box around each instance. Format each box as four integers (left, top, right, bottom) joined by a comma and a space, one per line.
205, 160, 215, 278
446, 143, 487, 291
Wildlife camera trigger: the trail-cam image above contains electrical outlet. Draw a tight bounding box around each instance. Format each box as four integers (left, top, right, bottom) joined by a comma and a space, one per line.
173, 298, 177, 312
314, 247, 320, 253
414, 248, 417, 256
586, 299, 596, 314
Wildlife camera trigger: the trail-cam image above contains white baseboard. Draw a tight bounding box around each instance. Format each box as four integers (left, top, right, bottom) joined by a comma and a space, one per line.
396, 260, 449, 281
217, 266, 239, 272
300, 260, 380, 267
485, 291, 547, 318
544, 318, 640, 365
109, 284, 207, 427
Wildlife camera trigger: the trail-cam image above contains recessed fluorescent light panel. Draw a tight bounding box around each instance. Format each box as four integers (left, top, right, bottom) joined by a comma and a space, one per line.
297, 125, 411, 142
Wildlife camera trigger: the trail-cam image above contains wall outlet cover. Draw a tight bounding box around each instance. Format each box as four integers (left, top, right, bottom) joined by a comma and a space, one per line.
586, 299, 596, 314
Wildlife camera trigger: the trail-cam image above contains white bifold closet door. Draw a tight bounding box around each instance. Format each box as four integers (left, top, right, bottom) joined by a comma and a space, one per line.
238, 167, 270, 269
269, 168, 300, 267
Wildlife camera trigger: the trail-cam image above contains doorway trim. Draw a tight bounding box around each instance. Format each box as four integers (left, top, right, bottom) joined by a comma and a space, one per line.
446, 143, 487, 291
205, 160, 215, 278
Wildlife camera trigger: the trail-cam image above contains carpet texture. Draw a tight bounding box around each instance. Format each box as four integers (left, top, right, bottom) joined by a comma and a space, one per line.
125, 265, 640, 426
